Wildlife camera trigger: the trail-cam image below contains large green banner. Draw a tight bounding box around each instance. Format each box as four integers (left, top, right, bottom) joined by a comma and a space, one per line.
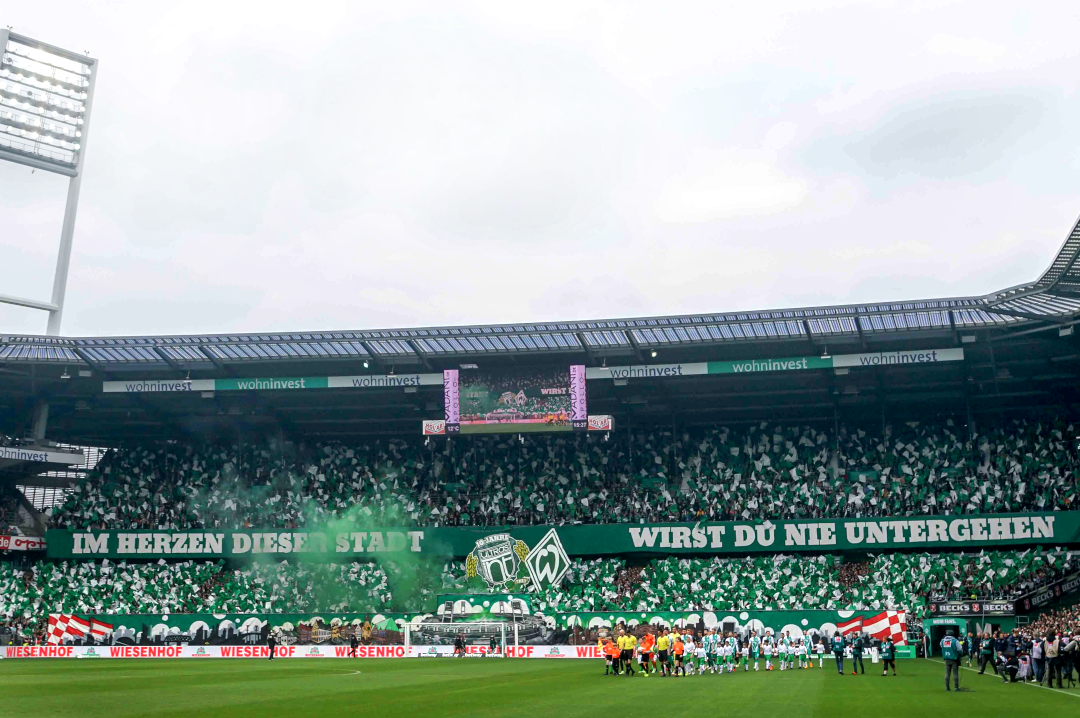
46, 511, 1079, 560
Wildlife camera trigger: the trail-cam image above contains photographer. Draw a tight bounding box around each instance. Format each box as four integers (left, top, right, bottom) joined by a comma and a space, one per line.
1031, 634, 1044, 683
1041, 632, 1063, 689
1059, 633, 1078, 687
997, 652, 1019, 683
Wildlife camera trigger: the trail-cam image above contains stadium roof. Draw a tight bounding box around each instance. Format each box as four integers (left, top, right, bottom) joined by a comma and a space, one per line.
0, 293, 1034, 370
2, 213, 1080, 446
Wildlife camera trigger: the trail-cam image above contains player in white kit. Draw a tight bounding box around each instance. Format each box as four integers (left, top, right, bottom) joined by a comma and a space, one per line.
694, 642, 707, 676
683, 633, 697, 675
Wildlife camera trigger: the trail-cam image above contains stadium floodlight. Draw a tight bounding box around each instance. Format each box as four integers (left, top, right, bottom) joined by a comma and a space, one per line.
0, 29, 98, 335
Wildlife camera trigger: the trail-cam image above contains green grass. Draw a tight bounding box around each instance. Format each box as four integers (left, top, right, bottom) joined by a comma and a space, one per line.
1, 657, 1077, 718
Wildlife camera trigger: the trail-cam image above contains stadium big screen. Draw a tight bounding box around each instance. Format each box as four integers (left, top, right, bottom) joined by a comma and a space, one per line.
445, 365, 586, 434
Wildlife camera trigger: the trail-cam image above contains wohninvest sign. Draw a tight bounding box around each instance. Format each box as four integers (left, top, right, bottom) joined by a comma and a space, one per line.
586, 348, 964, 380
103, 374, 443, 393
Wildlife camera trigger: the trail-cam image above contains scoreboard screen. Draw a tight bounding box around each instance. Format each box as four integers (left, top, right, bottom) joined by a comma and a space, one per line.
440, 366, 587, 434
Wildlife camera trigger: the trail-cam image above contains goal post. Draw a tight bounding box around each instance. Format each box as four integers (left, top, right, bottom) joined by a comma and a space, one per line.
405, 621, 517, 657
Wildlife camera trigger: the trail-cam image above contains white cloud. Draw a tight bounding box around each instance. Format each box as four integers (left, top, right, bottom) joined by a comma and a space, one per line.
655, 151, 807, 223
926, 34, 1009, 64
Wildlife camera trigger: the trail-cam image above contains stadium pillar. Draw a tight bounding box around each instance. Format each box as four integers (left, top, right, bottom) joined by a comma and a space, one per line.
45, 50, 98, 336
987, 331, 1002, 407
45, 173, 87, 336
30, 401, 49, 443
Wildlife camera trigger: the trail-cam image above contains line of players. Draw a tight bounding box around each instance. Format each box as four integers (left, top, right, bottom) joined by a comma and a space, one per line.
603, 627, 826, 677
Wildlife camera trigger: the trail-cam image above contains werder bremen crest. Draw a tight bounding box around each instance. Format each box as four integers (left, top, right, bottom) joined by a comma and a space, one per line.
524, 528, 570, 591
465, 529, 569, 592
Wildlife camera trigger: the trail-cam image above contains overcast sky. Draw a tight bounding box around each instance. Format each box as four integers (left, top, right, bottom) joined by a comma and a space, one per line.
2, 1, 1078, 338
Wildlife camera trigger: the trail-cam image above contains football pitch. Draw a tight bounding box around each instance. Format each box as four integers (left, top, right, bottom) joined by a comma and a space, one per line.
1, 658, 1077, 718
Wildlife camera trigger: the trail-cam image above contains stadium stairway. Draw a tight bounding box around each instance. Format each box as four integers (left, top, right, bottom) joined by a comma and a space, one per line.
0, 484, 45, 537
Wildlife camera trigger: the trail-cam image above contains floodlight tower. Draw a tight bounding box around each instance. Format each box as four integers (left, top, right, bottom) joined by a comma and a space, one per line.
0, 30, 98, 336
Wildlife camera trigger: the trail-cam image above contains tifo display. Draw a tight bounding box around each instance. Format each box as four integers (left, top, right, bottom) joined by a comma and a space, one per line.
39, 417, 1080, 531
1, 413, 1077, 668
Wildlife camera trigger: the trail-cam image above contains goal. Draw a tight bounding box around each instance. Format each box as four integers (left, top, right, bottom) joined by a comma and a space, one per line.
405, 621, 519, 657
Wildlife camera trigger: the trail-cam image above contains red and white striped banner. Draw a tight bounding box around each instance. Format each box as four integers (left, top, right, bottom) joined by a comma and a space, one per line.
0, 535, 45, 551
47, 614, 113, 645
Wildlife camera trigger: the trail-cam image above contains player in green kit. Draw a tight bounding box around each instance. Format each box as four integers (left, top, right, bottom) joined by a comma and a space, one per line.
750, 631, 761, 671
708, 630, 720, 675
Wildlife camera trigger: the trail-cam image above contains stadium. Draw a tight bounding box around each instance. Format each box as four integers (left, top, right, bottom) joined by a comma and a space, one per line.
3, 11, 1080, 718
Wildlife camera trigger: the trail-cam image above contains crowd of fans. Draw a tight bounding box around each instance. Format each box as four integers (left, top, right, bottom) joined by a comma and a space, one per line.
2, 547, 1078, 644
44, 417, 1080, 531
0, 559, 392, 618
7, 416, 1080, 650
1028, 603, 1080, 641
7, 548, 1072, 625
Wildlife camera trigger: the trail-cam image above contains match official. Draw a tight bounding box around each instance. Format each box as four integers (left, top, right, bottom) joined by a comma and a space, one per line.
267, 632, 277, 661
831, 632, 845, 675
852, 634, 866, 675
656, 628, 671, 677
617, 629, 637, 676
941, 630, 962, 691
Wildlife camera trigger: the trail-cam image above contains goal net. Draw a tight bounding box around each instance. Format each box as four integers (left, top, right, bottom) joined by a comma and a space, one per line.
405, 621, 517, 657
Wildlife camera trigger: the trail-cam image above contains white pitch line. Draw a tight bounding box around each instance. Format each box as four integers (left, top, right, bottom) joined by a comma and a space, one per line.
925, 658, 1080, 700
